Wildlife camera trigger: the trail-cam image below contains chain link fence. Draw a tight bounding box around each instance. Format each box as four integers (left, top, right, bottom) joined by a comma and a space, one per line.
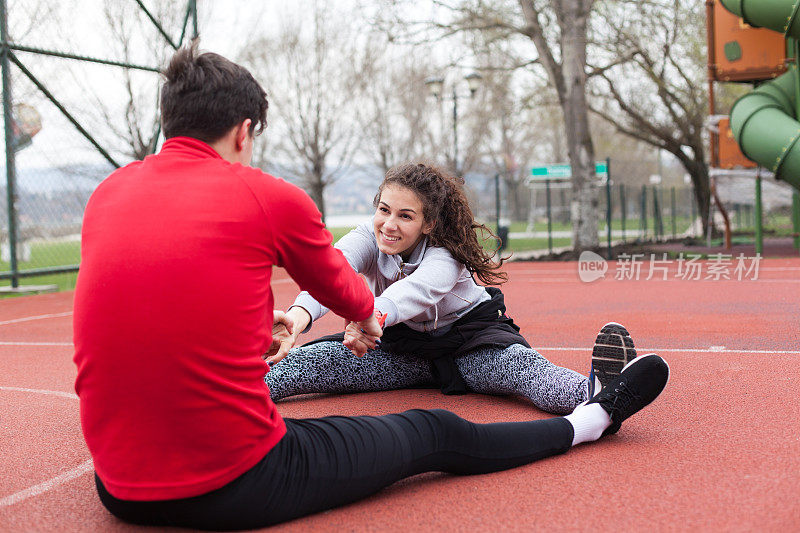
712, 173, 797, 246
1, 86, 112, 290
1, 52, 108, 291
468, 157, 799, 256
2, 0, 197, 294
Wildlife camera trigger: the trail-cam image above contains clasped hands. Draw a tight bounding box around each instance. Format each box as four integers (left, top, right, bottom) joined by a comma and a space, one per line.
342, 311, 383, 358
264, 307, 384, 365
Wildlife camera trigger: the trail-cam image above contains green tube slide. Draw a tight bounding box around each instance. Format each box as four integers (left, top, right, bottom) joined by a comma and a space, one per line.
721, 0, 800, 190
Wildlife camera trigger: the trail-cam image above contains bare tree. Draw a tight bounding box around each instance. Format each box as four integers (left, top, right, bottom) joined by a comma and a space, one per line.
77, 2, 264, 162
470, 45, 558, 221
589, 1, 713, 234
378, 0, 603, 251
244, 1, 372, 222
97, 1, 187, 160
8, 0, 57, 43
41, 1, 189, 163
360, 42, 441, 173
5, 0, 61, 106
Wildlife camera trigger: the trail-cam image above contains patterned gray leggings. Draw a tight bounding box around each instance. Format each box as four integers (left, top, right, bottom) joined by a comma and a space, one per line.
266, 342, 588, 415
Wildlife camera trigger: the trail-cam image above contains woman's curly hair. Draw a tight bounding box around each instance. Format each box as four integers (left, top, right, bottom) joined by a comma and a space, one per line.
375, 162, 507, 286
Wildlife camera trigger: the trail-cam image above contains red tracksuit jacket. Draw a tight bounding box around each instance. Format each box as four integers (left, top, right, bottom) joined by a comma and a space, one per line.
73, 137, 373, 500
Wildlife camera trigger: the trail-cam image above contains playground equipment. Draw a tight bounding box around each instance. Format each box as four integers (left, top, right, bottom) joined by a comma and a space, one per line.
711, 0, 800, 252
723, 0, 800, 191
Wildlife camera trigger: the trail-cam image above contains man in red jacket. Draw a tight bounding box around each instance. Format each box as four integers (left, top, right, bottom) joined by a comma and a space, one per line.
73, 44, 669, 530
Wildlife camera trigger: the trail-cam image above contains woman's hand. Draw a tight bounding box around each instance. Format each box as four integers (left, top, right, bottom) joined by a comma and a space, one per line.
342, 312, 384, 358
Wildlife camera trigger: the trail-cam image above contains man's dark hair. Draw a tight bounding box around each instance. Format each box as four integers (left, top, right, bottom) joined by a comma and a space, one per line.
160, 42, 268, 143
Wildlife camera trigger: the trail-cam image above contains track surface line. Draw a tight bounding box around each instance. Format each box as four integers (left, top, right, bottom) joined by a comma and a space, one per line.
0, 341, 73, 346
539, 347, 800, 355
0, 386, 88, 509
0, 386, 78, 399
0, 460, 93, 509
0, 342, 797, 355
0, 312, 73, 326
511, 277, 800, 283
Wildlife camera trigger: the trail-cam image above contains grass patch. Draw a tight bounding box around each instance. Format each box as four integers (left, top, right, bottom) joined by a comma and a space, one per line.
503, 237, 572, 253
0, 239, 81, 271
328, 226, 355, 243
1, 271, 79, 296
483, 221, 572, 233
1, 239, 81, 295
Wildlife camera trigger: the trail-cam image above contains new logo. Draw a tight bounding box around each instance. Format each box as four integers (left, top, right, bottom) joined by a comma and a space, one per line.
578, 251, 607, 282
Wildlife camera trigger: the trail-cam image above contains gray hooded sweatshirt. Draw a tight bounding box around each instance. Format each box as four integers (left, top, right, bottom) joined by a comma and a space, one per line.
292, 220, 490, 333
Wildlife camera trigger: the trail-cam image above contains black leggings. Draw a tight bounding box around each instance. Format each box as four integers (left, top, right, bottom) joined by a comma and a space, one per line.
96, 409, 573, 530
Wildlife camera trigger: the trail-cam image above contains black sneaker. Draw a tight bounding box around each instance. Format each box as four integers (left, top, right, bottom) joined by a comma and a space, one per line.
588, 322, 638, 397
586, 353, 669, 436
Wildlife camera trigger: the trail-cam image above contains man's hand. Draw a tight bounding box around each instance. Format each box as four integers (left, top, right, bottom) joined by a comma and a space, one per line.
264, 311, 294, 364
264, 307, 311, 365
342, 312, 383, 358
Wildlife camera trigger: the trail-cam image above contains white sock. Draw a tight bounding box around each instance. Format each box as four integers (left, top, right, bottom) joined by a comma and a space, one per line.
564, 402, 612, 446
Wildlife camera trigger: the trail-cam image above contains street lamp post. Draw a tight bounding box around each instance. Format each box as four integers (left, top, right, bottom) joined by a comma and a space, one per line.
425, 71, 482, 175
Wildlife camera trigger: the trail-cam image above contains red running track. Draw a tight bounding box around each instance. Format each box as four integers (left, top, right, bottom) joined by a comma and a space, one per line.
1, 259, 799, 531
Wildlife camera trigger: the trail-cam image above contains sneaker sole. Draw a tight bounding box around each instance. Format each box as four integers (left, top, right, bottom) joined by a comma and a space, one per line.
591, 322, 637, 391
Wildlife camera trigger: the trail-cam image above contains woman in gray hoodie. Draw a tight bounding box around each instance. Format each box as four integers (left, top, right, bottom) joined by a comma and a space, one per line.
265, 162, 635, 414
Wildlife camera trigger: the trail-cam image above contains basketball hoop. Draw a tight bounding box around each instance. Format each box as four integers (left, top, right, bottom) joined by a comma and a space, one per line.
10, 103, 42, 152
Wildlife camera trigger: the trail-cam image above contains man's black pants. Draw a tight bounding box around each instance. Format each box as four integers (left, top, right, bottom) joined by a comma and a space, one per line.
96, 409, 573, 530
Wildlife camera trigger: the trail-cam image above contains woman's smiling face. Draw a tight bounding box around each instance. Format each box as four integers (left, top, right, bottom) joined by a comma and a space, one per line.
373, 184, 434, 260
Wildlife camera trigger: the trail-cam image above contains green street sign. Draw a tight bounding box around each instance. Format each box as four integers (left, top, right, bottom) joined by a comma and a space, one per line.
530, 161, 608, 180
531, 164, 572, 178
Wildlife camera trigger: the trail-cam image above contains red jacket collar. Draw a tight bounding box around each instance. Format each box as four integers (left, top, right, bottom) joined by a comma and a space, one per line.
159, 136, 223, 159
